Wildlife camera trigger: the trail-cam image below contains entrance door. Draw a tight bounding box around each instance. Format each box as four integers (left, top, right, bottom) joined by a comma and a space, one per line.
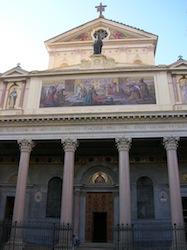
85, 192, 113, 242
4, 196, 14, 220
3, 197, 15, 243
93, 212, 107, 242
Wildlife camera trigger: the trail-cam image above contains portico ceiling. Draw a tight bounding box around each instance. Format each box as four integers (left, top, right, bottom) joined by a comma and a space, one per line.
0, 138, 186, 160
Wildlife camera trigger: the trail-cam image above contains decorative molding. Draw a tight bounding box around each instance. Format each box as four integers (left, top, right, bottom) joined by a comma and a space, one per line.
80, 54, 115, 69
61, 138, 79, 152
17, 139, 36, 152
0, 112, 187, 124
116, 137, 132, 151
163, 136, 180, 151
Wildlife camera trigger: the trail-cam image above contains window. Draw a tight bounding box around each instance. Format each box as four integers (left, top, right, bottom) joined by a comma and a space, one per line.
137, 176, 154, 219
46, 177, 62, 218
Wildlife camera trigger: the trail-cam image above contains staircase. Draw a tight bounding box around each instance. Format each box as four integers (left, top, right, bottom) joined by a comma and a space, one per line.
76, 242, 114, 250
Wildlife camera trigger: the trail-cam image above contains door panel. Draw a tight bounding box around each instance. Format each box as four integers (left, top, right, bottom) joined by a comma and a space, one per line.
85, 192, 113, 242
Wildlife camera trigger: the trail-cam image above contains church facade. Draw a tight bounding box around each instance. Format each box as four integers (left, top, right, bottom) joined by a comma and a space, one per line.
0, 5, 187, 247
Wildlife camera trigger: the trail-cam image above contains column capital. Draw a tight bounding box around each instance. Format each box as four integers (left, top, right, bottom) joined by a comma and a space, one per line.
115, 137, 132, 151
17, 139, 36, 152
61, 138, 79, 152
74, 188, 82, 195
163, 136, 180, 151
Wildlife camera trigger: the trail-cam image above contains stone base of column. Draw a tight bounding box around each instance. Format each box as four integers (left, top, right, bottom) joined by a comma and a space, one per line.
119, 241, 133, 250
55, 239, 72, 250
3, 239, 24, 250
170, 241, 187, 250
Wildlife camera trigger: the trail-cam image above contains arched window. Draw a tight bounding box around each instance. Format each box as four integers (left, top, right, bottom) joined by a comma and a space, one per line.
137, 176, 154, 219
46, 177, 62, 218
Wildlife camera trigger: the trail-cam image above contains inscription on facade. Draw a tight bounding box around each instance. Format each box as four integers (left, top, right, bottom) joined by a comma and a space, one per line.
0, 123, 187, 139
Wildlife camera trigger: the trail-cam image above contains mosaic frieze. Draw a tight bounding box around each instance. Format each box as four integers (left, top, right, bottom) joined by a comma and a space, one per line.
40, 76, 156, 108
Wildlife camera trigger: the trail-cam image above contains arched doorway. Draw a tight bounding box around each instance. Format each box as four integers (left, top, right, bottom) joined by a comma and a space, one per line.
76, 163, 118, 243
84, 170, 114, 242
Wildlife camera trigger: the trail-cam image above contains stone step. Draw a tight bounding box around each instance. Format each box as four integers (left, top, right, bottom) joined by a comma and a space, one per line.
76, 242, 113, 250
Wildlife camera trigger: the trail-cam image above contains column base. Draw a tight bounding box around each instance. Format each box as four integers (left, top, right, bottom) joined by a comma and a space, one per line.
119, 241, 133, 250
170, 241, 187, 250
3, 239, 24, 250
54, 239, 72, 250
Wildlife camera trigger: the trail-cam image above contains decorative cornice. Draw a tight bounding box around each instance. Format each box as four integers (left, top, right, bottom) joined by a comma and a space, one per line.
0, 112, 186, 124
0, 63, 186, 79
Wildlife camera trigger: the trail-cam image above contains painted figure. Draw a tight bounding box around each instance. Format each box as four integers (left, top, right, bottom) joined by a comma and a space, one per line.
181, 85, 187, 103
95, 173, 105, 183
139, 78, 149, 99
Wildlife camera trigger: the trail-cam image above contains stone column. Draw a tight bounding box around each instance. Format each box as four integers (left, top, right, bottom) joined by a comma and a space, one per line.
12, 139, 35, 223
7, 140, 35, 249
163, 137, 186, 249
172, 75, 180, 103
116, 137, 132, 226
60, 138, 79, 225
163, 137, 184, 226
116, 137, 132, 249
0, 82, 7, 108
19, 81, 26, 108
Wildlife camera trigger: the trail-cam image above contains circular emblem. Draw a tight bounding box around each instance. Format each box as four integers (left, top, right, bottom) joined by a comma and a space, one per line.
34, 191, 42, 202
159, 191, 168, 202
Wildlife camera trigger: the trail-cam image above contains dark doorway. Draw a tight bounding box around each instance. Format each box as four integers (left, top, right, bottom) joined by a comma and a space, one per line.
182, 197, 187, 239
93, 212, 107, 242
4, 196, 14, 220
3, 197, 15, 243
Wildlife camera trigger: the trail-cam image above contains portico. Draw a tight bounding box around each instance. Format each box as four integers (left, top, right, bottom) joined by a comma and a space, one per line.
0, 114, 186, 244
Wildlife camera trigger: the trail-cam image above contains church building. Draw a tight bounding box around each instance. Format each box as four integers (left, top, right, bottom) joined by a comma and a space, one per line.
0, 3, 187, 249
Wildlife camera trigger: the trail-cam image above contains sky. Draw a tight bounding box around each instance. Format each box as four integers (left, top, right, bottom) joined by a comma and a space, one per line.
0, 0, 186, 73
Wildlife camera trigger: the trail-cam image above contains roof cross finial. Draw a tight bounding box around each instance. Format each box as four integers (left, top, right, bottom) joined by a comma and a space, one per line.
178, 55, 183, 60
95, 3, 107, 18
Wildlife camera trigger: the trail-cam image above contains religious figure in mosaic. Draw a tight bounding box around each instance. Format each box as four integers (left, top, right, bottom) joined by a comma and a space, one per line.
179, 77, 187, 103
94, 173, 106, 183
8, 87, 18, 108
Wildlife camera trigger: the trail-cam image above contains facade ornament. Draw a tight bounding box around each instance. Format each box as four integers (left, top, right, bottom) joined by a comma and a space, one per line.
80, 54, 115, 69
61, 138, 79, 152
95, 2, 107, 18
163, 136, 180, 151
93, 35, 103, 55
17, 139, 36, 152
178, 55, 183, 60
115, 137, 132, 151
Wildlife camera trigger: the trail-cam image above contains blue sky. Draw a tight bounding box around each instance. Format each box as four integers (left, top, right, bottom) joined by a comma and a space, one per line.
0, 0, 186, 73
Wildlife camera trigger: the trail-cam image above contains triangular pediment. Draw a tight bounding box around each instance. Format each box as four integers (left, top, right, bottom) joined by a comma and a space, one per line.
45, 17, 158, 45
169, 59, 187, 69
1, 66, 28, 77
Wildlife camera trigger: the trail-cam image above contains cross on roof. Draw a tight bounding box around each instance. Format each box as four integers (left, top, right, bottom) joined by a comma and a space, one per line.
178, 55, 183, 60
95, 2, 107, 18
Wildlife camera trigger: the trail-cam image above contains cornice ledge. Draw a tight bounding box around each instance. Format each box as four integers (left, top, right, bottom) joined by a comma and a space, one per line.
0, 112, 186, 124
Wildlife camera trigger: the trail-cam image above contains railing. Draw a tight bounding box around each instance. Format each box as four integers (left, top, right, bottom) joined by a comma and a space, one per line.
114, 223, 187, 250
1, 221, 187, 250
0, 220, 72, 250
